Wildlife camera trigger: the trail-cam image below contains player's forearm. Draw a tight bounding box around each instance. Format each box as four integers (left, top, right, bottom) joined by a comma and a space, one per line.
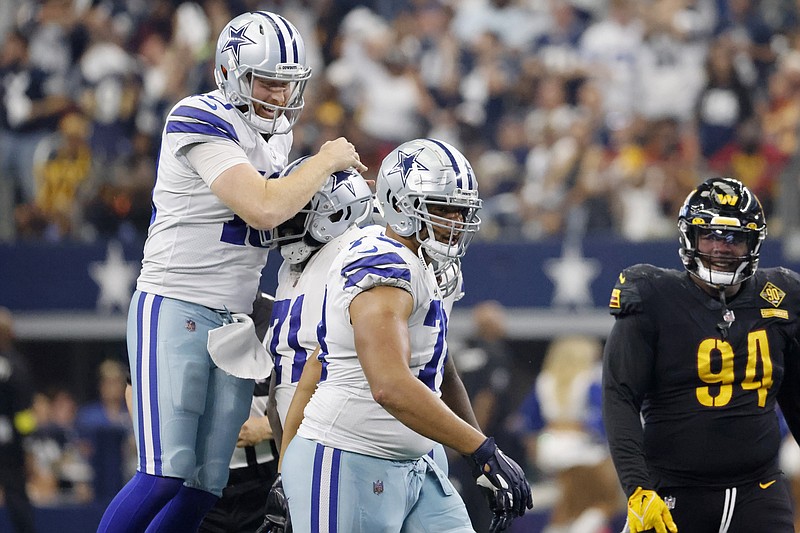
267, 369, 283, 452
212, 162, 329, 230
372, 372, 486, 456
440, 354, 481, 431
278, 352, 322, 471
603, 392, 653, 496
603, 316, 657, 494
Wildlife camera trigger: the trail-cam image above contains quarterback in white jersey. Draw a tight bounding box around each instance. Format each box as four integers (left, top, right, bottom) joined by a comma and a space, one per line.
137, 89, 288, 312
281, 139, 533, 533
98, 11, 365, 533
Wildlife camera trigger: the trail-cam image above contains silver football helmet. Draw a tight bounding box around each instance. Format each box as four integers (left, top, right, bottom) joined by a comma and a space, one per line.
214, 11, 311, 135
376, 138, 482, 264
265, 156, 373, 264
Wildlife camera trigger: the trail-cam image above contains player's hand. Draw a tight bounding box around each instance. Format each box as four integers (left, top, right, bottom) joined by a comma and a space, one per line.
626, 487, 677, 533
469, 437, 533, 532
256, 475, 292, 533
481, 487, 513, 533
236, 416, 272, 447
316, 137, 367, 173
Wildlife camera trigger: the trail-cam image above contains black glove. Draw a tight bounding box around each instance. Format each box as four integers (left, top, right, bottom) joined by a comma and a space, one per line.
469, 437, 533, 532
256, 474, 292, 533
483, 484, 514, 533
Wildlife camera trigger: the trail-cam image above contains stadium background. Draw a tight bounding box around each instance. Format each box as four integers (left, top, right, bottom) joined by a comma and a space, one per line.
4, 0, 800, 531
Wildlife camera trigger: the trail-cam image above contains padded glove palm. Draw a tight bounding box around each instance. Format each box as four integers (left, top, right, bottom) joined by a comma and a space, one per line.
469, 437, 533, 532
256, 475, 292, 533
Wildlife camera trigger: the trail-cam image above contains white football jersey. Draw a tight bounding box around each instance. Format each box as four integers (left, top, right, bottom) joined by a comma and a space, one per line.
137, 90, 292, 313
298, 228, 450, 460
266, 225, 381, 424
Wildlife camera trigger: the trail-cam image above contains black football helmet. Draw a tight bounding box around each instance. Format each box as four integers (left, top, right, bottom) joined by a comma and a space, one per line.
678, 177, 767, 286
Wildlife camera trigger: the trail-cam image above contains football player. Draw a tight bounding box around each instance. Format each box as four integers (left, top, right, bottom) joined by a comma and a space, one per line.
603, 177, 800, 533
97, 11, 366, 533
257, 156, 483, 533
279, 138, 533, 533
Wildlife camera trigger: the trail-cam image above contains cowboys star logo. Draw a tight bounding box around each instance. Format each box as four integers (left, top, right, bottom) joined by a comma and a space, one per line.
331, 168, 357, 196
221, 22, 257, 63
387, 148, 428, 186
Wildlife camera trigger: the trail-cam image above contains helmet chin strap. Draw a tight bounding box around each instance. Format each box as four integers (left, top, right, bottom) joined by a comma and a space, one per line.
716, 287, 735, 340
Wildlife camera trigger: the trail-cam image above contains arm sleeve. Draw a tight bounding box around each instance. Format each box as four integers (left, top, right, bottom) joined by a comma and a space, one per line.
602, 312, 658, 496
184, 140, 251, 187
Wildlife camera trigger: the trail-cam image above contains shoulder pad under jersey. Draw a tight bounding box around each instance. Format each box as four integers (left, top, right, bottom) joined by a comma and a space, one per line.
608, 263, 667, 317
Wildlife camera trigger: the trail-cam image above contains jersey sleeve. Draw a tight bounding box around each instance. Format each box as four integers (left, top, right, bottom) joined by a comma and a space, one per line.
775, 268, 800, 444
337, 235, 414, 306
164, 95, 242, 155
603, 264, 660, 495
608, 264, 655, 317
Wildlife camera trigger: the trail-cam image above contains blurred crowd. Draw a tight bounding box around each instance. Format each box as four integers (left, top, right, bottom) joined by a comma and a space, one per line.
1, 0, 799, 244
0, 305, 135, 513
24, 358, 136, 507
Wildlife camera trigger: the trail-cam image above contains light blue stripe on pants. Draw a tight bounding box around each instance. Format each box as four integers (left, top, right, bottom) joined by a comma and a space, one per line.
282, 435, 475, 533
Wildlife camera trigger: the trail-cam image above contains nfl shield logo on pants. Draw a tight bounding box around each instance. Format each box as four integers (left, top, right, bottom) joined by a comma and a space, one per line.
373, 480, 384, 495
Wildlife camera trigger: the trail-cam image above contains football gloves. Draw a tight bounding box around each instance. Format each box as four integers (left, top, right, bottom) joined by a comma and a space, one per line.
626, 487, 677, 533
256, 475, 292, 533
469, 436, 533, 532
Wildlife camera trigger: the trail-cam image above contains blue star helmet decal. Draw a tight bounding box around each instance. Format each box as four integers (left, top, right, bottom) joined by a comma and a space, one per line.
221, 22, 257, 63
331, 168, 357, 196
387, 148, 428, 186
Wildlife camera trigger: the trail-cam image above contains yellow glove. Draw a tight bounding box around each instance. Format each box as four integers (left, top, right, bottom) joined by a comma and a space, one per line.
627, 487, 678, 533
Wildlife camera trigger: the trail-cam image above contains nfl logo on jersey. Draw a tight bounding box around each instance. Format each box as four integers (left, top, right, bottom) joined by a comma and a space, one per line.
373, 480, 384, 495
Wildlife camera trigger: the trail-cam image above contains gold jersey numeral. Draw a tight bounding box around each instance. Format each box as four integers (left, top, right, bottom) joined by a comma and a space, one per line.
695, 330, 772, 408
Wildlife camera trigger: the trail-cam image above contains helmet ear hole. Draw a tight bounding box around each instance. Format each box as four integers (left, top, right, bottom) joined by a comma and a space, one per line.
390, 195, 402, 213
330, 207, 347, 223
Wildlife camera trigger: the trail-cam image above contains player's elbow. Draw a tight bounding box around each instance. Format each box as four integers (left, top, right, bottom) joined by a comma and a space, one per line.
243, 206, 287, 231
370, 382, 406, 412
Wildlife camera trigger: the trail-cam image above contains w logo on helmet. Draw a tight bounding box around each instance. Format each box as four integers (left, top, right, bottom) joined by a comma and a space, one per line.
716, 194, 739, 206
